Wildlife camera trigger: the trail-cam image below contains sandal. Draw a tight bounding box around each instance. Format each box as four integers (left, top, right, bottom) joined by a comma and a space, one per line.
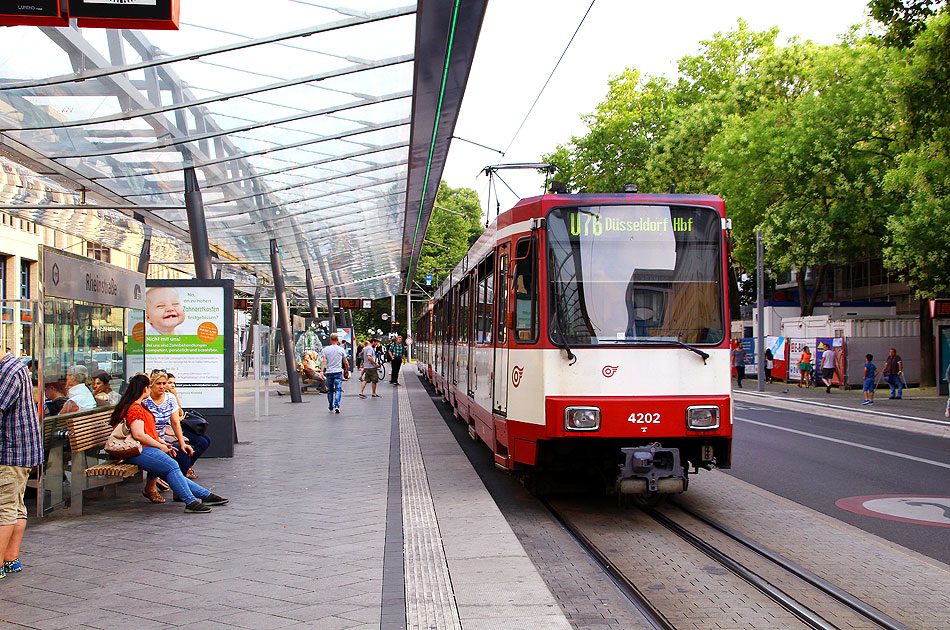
186, 468, 198, 480
143, 488, 166, 503
156, 479, 171, 492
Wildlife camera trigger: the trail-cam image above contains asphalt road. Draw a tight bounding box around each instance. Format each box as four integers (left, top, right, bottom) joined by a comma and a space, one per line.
728, 401, 950, 565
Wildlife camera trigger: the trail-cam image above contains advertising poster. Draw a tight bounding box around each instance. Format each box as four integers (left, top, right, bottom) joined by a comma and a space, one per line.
766, 336, 788, 381
337, 326, 354, 365
787, 337, 811, 381
125, 309, 145, 381
145, 284, 226, 408
816, 337, 845, 385
740, 338, 756, 373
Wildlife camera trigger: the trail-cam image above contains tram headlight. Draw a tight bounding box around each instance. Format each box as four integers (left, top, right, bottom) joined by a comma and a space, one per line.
686, 406, 720, 430
565, 406, 600, 431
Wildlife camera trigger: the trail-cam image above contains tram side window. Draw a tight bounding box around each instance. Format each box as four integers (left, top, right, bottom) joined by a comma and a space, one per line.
496, 253, 508, 345
513, 237, 538, 343
458, 279, 469, 344
484, 254, 494, 344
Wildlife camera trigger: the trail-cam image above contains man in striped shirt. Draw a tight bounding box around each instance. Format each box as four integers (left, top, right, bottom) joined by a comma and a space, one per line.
386, 335, 407, 385
0, 349, 43, 579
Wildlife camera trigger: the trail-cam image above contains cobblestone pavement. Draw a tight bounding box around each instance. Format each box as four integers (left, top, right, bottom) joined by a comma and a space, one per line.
3, 381, 393, 629
410, 376, 653, 630
684, 471, 950, 630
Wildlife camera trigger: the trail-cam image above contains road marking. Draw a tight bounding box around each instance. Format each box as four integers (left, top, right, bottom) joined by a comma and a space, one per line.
735, 391, 949, 427
735, 416, 950, 470
836, 495, 950, 528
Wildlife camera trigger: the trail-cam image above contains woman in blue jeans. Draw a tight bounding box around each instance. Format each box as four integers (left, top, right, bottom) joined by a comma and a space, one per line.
111, 375, 227, 514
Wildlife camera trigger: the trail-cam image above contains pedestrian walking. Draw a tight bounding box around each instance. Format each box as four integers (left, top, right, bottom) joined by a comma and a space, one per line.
820, 344, 836, 393
322, 333, 349, 413
862, 354, 876, 405
0, 348, 43, 579
387, 335, 407, 386
359, 339, 382, 399
798, 346, 812, 388
764, 349, 774, 384
732, 341, 747, 389
882, 348, 903, 399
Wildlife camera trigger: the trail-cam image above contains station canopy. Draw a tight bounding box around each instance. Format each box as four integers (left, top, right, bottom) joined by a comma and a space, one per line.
0, 0, 487, 300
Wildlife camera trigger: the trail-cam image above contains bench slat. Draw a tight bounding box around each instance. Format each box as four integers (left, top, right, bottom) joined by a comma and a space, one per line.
65, 411, 116, 453
84, 463, 139, 478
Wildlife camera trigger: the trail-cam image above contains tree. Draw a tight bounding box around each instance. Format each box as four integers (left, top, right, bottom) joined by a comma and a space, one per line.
412, 181, 483, 290
880, 10, 950, 385
709, 40, 899, 315
869, 0, 947, 47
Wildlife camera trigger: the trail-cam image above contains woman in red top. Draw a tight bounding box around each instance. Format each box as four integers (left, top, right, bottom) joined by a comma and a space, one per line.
110, 374, 227, 513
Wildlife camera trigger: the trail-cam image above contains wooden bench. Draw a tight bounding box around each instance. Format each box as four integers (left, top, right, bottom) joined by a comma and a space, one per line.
65, 409, 140, 514
274, 376, 327, 395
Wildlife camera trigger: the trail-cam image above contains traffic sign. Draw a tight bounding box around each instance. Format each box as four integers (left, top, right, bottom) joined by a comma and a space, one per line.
425, 274, 433, 286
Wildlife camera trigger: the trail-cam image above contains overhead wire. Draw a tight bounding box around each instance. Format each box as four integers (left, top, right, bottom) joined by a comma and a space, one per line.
501, 0, 597, 157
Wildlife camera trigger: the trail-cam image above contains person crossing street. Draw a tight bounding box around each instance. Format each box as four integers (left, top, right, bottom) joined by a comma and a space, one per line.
386, 335, 408, 386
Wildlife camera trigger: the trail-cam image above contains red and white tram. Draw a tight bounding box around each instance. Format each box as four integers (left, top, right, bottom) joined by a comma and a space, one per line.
415, 191, 732, 497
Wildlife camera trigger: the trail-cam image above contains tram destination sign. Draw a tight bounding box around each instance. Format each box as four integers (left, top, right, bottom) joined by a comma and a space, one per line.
0, 1, 69, 26
42, 246, 146, 310
68, 0, 180, 30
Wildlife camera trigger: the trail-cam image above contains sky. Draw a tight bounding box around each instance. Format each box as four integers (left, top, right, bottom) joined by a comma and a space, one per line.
441, 0, 875, 217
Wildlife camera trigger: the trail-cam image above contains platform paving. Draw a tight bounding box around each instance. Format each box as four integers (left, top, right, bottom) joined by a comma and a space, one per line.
0, 371, 569, 630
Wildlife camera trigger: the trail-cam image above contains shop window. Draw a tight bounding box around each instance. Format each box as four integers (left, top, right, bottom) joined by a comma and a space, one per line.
87, 243, 111, 263
20, 260, 30, 299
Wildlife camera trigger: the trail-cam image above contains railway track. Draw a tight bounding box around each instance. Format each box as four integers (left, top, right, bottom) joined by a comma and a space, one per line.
545, 496, 910, 630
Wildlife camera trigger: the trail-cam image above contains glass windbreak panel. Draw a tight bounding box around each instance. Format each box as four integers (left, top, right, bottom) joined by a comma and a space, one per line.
546, 205, 724, 346
43, 300, 144, 417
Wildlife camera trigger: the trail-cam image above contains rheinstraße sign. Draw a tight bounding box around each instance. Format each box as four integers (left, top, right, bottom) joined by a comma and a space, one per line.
42, 246, 146, 310
68, 0, 180, 30
0, 1, 69, 26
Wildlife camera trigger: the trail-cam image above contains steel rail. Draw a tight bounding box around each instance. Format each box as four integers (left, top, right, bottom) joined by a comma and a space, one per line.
670, 501, 909, 630
645, 507, 839, 630
542, 500, 675, 630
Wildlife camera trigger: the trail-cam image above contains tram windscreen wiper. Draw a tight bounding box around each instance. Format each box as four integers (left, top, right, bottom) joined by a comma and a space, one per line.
549, 278, 577, 365
610, 337, 710, 364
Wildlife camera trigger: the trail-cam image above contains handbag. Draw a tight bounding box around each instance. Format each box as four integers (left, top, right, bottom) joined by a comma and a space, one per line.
181, 411, 209, 436
104, 419, 142, 459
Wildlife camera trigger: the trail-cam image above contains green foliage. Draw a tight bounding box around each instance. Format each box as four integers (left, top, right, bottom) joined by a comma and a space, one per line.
882, 11, 950, 298
413, 181, 484, 290
869, 0, 946, 47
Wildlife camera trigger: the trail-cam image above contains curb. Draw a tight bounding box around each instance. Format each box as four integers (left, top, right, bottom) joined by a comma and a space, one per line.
733, 390, 950, 438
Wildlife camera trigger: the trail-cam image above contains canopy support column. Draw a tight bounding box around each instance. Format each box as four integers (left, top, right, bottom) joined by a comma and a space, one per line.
306, 269, 318, 316
326, 288, 337, 333
184, 167, 214, 280
271, 240, 301, 402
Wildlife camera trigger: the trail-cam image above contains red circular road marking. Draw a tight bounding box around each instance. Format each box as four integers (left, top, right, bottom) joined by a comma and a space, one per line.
835, 495, 950, 528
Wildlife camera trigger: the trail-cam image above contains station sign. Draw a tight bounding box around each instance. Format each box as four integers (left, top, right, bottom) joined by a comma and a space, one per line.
426, 274, 433, 286
337, 298, 372, 309
0, 1, 69, 27
930, 299, 950, 318
68, 0, 180, 30
42, 246, 146, 310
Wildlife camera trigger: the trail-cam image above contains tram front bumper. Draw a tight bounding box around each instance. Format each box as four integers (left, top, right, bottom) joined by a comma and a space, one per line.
616, 443, 687, 494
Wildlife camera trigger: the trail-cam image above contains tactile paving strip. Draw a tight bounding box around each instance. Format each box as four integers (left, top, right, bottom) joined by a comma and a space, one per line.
399, 386, 464, 630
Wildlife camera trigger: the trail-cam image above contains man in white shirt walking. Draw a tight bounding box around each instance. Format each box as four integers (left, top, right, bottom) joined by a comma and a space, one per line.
321, 333, 349, 414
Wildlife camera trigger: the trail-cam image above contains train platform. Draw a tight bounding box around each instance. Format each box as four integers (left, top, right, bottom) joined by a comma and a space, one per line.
733, 378, 950, 438
2, 372, 570, 630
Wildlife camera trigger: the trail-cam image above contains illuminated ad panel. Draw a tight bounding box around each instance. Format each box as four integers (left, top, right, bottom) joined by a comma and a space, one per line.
0, 1, 69, 26
68, 0, 180, 30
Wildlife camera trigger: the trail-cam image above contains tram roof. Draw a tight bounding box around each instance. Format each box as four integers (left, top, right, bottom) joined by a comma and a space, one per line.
0, 1, 488, 301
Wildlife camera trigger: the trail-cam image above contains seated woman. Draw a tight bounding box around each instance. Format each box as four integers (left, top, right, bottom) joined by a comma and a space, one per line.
111, 374, 227, 513
92, 371, 120, 406
299, 352, 327, 391
165, 373, 211, 480
139, 370, 194, 501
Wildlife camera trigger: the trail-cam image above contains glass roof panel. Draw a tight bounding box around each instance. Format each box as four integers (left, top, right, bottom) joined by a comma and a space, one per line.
0, 0, 487, 298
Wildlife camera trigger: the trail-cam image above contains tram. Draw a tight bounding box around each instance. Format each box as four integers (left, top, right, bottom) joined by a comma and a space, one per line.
415, 189, 733, 498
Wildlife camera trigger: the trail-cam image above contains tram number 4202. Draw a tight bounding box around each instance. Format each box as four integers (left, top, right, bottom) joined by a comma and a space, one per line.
627, 412, 660, 424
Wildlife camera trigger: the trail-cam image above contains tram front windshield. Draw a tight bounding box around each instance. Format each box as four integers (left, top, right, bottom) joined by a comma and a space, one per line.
546, 205, 724, 346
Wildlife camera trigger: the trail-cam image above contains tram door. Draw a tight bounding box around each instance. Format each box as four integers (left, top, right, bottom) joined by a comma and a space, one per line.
448, 286, 457, 386
492, 244, 510, 415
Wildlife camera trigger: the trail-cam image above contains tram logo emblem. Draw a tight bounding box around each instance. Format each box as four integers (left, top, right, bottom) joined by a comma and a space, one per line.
511, 365, 525, 388
602, 365, 618, 378
51, 263, 60, 286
